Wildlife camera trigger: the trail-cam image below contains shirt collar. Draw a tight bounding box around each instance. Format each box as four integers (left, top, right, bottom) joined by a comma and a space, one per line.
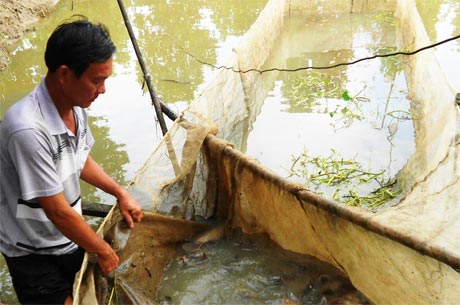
37, 78, 82, 136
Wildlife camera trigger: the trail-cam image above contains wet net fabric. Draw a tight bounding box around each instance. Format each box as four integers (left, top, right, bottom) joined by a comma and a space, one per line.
74, 0, 460, 304
73, 212, 210, 305
73, 111, 216, 304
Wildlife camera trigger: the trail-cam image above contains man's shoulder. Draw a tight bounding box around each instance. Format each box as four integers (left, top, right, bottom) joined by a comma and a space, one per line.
2, 92, 40, 133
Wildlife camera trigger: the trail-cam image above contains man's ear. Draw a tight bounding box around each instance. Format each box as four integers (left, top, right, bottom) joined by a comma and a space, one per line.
55, 65, 73, 85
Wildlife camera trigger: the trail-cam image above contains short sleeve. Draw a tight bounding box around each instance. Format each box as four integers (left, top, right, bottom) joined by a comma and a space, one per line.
7, 129, 63, 200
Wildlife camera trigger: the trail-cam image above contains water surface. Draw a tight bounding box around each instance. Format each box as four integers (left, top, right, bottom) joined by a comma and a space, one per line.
415, 0, 460, 88
158, 232, 369, 305
245, 12, 415, 202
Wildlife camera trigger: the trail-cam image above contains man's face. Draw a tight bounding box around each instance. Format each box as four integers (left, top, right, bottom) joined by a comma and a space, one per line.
64, 57, 113, 108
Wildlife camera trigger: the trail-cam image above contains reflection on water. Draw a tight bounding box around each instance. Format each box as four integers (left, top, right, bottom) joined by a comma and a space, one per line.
0, 255, 14, 304
245, 12, 416, 203
415, 0, 460, 88
0, 0, 267, 204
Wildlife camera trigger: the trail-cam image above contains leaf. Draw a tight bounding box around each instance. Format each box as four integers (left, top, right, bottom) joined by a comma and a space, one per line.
341, 90, 352, 101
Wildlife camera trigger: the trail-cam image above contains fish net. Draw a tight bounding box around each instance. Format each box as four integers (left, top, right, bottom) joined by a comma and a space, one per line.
74, 0, 460, 304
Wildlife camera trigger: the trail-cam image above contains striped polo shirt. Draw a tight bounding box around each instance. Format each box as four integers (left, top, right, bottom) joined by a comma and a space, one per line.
0, 78, 94, 257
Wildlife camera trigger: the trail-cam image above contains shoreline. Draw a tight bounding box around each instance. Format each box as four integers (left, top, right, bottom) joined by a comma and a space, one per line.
0, 0, 57, 71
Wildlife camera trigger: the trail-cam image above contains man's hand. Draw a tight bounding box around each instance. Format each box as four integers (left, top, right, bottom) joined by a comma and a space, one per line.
80, 155, 143, 228
97, 242, 120, 276
117, 189, 143, 228
38, 193, 120, 276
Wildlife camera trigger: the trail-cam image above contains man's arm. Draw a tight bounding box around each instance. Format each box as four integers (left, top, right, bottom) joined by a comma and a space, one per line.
37, 193, 118, 276
80, 155, 143, 228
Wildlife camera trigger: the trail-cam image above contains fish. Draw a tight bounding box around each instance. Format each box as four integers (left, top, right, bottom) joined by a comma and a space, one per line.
192, 223, 226, 244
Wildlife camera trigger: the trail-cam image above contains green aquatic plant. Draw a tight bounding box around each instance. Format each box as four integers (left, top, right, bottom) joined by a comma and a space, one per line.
288, 72, 344, 111
374, 12, 398, 27
329, 89, 370, 128
386, 109, 421, 121
288, 73, 371, 128
287, 149, 401, 207
108, 272, 119, 305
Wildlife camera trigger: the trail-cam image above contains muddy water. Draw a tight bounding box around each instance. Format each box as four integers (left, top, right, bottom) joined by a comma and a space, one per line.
0, 0, 267, 206
157, 232, 369, 305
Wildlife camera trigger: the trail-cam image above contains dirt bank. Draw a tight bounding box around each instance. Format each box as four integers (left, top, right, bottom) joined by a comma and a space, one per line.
0, 0, 56, 71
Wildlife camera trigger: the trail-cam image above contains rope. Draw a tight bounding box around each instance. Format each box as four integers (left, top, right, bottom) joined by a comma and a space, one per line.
183, 34, 460, 74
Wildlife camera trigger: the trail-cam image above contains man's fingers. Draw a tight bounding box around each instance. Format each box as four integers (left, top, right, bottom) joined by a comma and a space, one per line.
123, 211, 134, 228
132, 209, 143, 222
105, 267, 118, 278
98, 250, 119, 276
120, 201, 143, 228
127, 208, 143, 222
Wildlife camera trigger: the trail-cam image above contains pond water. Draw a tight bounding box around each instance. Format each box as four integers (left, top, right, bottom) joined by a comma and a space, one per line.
157, 232, 369, 305
245, 11, 416, 205
0, 0, 267, 207
242, 0, 459, 205
415, 0, 460, 88
0, 0, 458, 303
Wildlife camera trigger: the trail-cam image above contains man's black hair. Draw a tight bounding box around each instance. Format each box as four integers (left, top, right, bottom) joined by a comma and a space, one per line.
45, 15, 116, 78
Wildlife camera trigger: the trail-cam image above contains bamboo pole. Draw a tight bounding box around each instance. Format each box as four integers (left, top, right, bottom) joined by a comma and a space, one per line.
82, 201, 112, 217
116, 0, 178, 135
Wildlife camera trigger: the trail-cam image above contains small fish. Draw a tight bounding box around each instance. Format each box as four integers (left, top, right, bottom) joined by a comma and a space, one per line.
234, 287, 257, 299
159, 296, 172, 305
180, 251, 208, 266
281, 298, 300, 305
192, 223, 226, 244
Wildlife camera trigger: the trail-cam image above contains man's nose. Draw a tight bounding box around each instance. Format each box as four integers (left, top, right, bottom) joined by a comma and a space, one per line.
98, 81, 106, 94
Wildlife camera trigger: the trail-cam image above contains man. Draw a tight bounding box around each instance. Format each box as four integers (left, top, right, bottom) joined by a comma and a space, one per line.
0, 17, 143, 305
